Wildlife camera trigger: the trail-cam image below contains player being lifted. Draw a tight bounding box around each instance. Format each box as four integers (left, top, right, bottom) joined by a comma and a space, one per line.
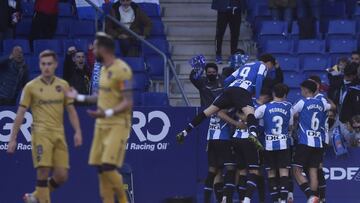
7, 50, 83, 203
65, 32, 133, 203
177, 54, 276, 148
292, 80, 331, 203
255, 84, 293, 203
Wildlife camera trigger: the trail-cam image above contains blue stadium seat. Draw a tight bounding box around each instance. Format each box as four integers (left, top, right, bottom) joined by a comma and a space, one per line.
259, 21, 288, 36
296, 40, 326, 55
132, 90, 142, 106
55, 19, 71, 38
70, 20, 95, 38
3, 39, 31, 55
56, 56, 64, 76
276, 55, 300, 71
326, 20, 356, 40
264, 39, 293, 54
62, 39, 89, 53
122, 57, 146, 72
142, 39, 170, 56
251, 3, 272, 28
322, 1, 347, 19
133, 73, 149, 91
33, 40, 63, 55
287, 88, 302, 104
15, 19, 32, 38
149, 18, 165, 38
138, 3, 160, 17
59, 2, 73, 17
329, 39, 357, 53
141, 92, 169, 106
25, 56, 39, 74
22, 1, 34, 17
145, 55, 165, 79
301, 56, 328, 71
283, 71, 304, 88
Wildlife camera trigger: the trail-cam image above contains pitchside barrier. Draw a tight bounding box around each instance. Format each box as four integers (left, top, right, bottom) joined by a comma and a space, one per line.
0, 107, 359, 203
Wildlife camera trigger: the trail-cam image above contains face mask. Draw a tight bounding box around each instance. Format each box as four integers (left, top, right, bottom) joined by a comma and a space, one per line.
207, 74, 217, 82
96, 55, 104, 63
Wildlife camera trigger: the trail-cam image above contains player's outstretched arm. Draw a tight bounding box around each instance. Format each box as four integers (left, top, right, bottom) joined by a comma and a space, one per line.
7, 106, 27, 154
64, 87, 98, 104
66, 105, 83, 147
217, 110, 246, 129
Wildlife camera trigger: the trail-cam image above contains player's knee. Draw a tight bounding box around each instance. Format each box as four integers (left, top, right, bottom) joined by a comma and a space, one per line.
208, 167, 218, 173
238, 169, 247, 176
54, 170, 68, 184
293, 166, 303, 176
37, 167, 50, 180
248, 169, 259, 175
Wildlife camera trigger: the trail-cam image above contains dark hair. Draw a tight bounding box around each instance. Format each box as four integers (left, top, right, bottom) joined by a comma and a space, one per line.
95, 32, 115, 52
351, 51, 360, 56
273, 83, 289, 98
234, 49, 246, 55
259, 53, 276, 65
344, 62, 359, 76
260, 87, 272, 97
338, 57, 349, 64
308, 75, 321, 85
300, 80, 318, 94
205, 63, 218, 72
39, 50, 58, 61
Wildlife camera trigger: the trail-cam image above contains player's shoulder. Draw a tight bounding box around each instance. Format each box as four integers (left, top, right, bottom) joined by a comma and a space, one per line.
54, 77, 69, 85
24, 76, 41, 88
112, 59, 133, 77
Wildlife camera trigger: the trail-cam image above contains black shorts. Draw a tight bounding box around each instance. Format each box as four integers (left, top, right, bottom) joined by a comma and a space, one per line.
232, 139, 260, 170
264, 149, 291, 170
293, 144, 324, 169
212, 87, 253, 110
207, 140, 234, 168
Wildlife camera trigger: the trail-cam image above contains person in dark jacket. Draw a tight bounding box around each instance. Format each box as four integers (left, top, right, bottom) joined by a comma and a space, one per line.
106, 0, 153, 56
30, 0, 59, 40
212, 0, 246, 64
190, 63, 224, 106
340, 85, 360, 123
268, 0, 296, 32
262, 59, 284, 91
0, 0, 21, 40
0, 46, 28, 106
63, 47, 91, 96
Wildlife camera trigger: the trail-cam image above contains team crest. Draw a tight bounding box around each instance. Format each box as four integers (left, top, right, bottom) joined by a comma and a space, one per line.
108, 71, 113, 79
55, 85, 62, 92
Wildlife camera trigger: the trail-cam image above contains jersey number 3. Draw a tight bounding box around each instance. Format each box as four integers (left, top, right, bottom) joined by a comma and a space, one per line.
272, 116, 283, 135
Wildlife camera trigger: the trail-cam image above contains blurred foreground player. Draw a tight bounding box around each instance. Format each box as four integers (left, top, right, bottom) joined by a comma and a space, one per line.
65, 32, 133, 203
7, 50, 83, 203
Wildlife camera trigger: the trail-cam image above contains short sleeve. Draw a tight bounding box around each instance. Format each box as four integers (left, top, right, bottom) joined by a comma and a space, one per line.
231, 68, 240, 78
255, 104, 266, 119
289, 108, 294, 126
322, 99, 331, 111
292, 99, 305, 114
257, 64, 266, 75
19, 83, 32, 108
63, 82, 74, 106
116, 62, 133, 91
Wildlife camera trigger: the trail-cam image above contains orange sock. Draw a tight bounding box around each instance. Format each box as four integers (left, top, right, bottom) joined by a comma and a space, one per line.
99, 173, 115, 203
35, 186, 51, 203
103, 171, 128, 203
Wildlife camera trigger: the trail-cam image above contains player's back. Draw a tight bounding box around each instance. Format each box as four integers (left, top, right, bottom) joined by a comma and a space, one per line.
20, 76, 72, 130
263, 101, 292, 150
207, 115, 231, 140
97, 59, 133, 125
297, 98, 327, 147
228, 61, 266, 93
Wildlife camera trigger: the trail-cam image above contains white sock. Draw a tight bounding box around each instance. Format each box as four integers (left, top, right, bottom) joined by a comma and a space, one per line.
243, 197, 251, 203
280, 200, 286, 203
288, 192, 294, 199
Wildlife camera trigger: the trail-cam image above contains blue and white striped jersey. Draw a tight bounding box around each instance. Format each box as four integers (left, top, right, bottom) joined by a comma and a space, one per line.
292, 97, 331, 148
224, 61, 267, 98
314, 93, 330, 144
207, 115, 231, 140
255, 101, 293, 151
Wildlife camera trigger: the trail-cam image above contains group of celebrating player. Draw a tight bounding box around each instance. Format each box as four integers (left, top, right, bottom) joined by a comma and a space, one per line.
177, 53, 335, 203
7, 32, 132, 203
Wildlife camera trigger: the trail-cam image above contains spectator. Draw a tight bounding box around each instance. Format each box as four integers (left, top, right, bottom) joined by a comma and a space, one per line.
106, 0, 152, 57
190, 63, 223, 107
351, 51, 360, 65
0, 46, 28, 106
0, 0, 21, 40
340, 84, 360, 123
30, 0, 59, 40
296, 0, 321, 39
212, 0, 246, 64
268, 0, 296, 32
63, 47, 91, 95
328, 62, 359, 107
345, 115, 360, 147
